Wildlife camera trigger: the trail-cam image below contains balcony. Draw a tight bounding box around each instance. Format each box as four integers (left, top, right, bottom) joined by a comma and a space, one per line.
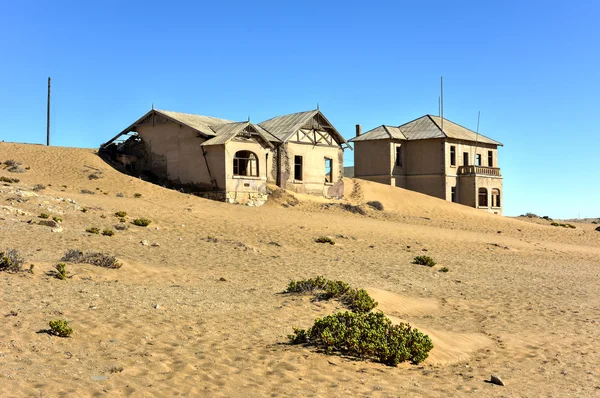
457, 165, 501, 177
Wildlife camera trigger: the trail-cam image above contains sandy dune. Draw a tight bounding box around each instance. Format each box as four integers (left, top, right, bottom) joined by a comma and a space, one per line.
1, 142, 599, 397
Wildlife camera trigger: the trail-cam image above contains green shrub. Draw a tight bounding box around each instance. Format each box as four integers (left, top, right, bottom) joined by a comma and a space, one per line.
439, 267, 449, 273
340, 288, 378, 313
119, 217, 126, 223
114, 211, 127, 218
52, 216, 62, 223
102, 229, 114, 236
55, 263, 68, 280
81, 207, 88, 213
132, 218, 152, 227
0, 176, 20, 183
413, 255, 436, 267
314, 236, 335, 245
550, 222, 577, 229
39, 213, 50, 219
48, 319, 73, 337
29, 264, 35, 274
289, 311, 433, 366
285, 276, 377, 313
0, 249, 24, 273
134, 193, 142, 198
86, 227, 100, 234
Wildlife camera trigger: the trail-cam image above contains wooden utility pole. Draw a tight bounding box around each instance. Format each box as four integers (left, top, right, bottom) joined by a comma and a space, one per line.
47, 77, 51, 146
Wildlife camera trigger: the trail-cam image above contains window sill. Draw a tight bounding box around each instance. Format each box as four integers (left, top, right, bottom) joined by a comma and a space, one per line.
232, 175, 262, 180
450, 165, 456, 168
292, 180, 304, 184
324, 182, 334, 186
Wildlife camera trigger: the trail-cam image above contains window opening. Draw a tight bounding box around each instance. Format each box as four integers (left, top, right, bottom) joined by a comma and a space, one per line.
233, 151, 258, 177
294, 155, 303, 181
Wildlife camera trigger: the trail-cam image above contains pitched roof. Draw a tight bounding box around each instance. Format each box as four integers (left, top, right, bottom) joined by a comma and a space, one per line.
350, 115, 502, 146
258, 110, 349, 147
350, 125, 406, 141
201, 122, 274, 148
155, 109, 234, 137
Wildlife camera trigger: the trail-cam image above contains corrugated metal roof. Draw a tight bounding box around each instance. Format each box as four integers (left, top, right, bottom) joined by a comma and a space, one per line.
202, 122, 276, 148
427, 116, 502, 145
258, 110, 319, 142
351, 115, 502, 146
349, 125, 406, 142
258, 109, 349, 147
156, 109, 234, 137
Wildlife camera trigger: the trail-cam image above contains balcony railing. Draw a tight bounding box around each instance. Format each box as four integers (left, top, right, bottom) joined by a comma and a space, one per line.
457, 165, 501, 177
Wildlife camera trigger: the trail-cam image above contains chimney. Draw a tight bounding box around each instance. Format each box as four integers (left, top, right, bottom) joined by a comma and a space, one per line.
355, 124, 362, 137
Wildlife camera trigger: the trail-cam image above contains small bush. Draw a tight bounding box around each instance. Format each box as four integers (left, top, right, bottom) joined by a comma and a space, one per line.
55, 263, 68, 280
132, 218, 152, 227
86, 227, 100, 234
81, 207, 88, 213
134, 193, 142, 198
0, 176, 19, 183
61, 249, 122, 269
114, 211, 127, 218
0, 249, 24, 273
52, 216, 62, 223
88, 173, 101, 180
413, 255, 436, 267
366, 201, 384, 211
314, 236, 335, 245
550, 222, 576, 229
80, 189, 95, 195
32, 184, 46, 191
29, 264, 35, 274
285, 277, 377, 313
116, 192, 124, 198
439, 267, 449, 273
39, 213, 50, 219
114, 224, 128, 231
3, 160, 20, 167
340, 288, 378, 313
289, 311, 433, 366
48, 319, 73, 337
102, 229, 114, 237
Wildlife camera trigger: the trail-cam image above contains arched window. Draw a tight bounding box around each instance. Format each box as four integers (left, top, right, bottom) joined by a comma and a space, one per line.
233, 151, 259, 177
478, 188, 488, 207
491, 188, 501, 207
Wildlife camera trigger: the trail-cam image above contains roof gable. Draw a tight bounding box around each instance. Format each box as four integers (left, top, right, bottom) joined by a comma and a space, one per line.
258, 110, 349, 148
201, 122, 274, 148
350, 115, 502, 146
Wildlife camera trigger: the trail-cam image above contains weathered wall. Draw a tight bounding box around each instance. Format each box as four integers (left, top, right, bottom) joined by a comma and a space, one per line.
406, 175, 446, 199
136, 123, 225, 190
284, 142, 344, 197
353, 140, 392, 178
475, 175, 503, 215
404, 138, 444, 175
223, 139, 271, 206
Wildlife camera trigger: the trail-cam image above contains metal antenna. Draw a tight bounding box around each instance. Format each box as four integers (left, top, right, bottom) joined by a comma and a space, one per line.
474, 111, 481, 165
317, 103, 320, 110
46, 77, 51, 146
438, 96, 441, 116
440, 76, 444, 132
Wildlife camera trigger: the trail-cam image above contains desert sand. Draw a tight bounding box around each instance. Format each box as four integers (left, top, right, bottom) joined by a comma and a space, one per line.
0, 142, 599, 397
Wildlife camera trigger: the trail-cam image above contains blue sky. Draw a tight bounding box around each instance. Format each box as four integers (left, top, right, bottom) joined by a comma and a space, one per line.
1, 0, 598, 218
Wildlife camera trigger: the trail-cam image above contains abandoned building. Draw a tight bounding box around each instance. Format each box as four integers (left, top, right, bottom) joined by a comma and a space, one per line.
350, 115, 503, 214
101, 108, 349, 205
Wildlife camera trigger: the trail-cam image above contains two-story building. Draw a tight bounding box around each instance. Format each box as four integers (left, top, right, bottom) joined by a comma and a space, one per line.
350, 115, 503, 214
